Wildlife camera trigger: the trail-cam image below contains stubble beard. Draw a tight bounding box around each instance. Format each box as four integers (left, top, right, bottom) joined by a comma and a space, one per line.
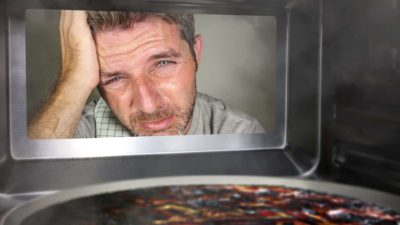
129, 86, 196, 136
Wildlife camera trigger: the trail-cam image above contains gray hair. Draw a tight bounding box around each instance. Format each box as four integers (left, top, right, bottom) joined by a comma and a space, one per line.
87, 11, 197, 65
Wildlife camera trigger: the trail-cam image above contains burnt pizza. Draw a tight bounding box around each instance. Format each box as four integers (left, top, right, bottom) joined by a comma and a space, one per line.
22, 185, 400, 225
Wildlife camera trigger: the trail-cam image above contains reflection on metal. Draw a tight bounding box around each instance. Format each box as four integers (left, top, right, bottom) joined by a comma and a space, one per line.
302, 0, 323, 178
284, 7, 290, 147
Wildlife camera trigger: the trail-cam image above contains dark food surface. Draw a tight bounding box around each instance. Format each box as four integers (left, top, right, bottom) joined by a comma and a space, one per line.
23, 185, 400, 225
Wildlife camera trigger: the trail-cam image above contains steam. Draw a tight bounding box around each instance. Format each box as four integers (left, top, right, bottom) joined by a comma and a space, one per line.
195, 14, 277, 131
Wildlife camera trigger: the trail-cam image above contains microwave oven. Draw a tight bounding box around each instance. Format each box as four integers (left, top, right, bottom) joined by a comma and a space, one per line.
0, 0, 399, 223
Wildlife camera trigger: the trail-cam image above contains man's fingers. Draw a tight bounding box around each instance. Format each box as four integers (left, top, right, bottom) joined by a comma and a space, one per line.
60, 10, 72, 32
60, 10, 90, 36
58, 9, 100, 89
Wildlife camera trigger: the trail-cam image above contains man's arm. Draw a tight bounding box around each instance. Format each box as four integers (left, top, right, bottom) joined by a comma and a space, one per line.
28, 10, 99, 139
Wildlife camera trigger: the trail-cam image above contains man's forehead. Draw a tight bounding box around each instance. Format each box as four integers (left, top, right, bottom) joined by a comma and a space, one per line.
94, 18, 180, 43
94, 19, 184, 57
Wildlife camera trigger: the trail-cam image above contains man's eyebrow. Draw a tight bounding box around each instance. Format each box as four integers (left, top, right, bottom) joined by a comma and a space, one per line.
100, 71, 121, 77
99, 50, 182, 76
150, 50, 182, 60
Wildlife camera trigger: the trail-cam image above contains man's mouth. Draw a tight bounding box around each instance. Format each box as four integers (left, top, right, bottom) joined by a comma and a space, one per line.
139, 115, 175, 131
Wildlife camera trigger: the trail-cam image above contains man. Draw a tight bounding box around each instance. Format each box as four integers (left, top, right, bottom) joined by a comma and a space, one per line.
28, 10, 265, 138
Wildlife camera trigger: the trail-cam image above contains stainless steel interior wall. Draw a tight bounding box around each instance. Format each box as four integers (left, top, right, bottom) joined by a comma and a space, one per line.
0, 1, 10, 188
321, 0, 400, 194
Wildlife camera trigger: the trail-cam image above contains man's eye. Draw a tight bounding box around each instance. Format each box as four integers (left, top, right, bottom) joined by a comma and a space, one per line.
150, 60, 177, 77
157, 60, 174, 67
103, 75, 121, 86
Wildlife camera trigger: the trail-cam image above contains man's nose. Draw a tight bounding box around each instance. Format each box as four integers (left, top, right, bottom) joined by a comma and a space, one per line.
131, 76, 161, 113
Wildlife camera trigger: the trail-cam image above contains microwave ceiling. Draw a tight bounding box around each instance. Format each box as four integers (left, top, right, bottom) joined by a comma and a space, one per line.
6, 0, 292, 15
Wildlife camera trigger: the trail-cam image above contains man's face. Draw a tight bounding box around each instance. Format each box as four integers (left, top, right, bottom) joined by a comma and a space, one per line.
95, 18, 202, 136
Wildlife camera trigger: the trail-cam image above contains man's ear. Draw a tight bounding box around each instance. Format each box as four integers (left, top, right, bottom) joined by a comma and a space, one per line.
193, 34, 203, 65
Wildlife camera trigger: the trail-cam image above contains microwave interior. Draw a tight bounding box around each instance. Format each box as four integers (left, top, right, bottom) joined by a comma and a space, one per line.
0, 0, 399, 211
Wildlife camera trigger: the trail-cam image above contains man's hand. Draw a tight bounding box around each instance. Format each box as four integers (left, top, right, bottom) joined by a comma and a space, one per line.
60, 10, 99, 90
28, 10, 99, 139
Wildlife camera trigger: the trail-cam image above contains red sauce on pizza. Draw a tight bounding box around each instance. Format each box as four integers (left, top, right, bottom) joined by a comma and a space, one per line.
23, 185, 400, 225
